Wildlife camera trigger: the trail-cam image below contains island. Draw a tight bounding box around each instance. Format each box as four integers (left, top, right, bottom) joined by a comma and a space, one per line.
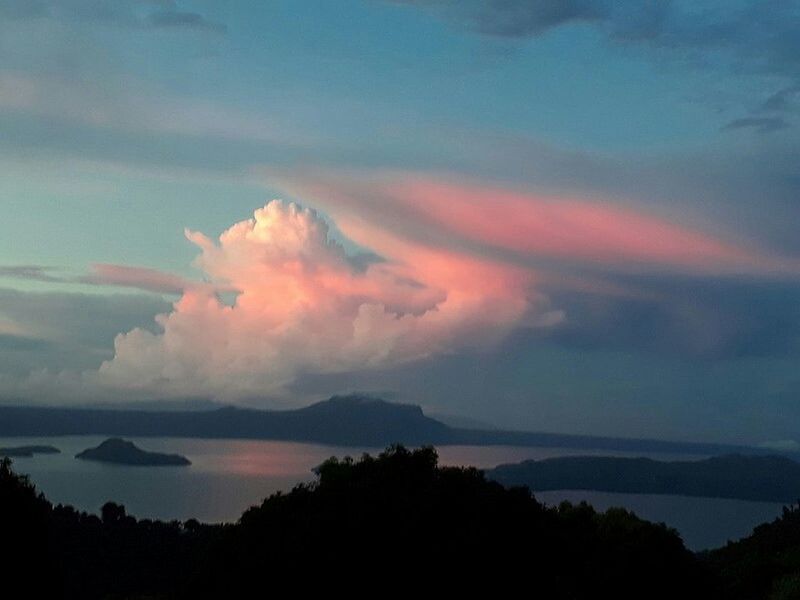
0, 445, 60, 458
487, 453, 800, 503
1, 395, 796, 460
75, 438, 191, 466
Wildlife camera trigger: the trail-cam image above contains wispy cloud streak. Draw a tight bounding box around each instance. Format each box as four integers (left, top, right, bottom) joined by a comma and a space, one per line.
270, 171, 800, 277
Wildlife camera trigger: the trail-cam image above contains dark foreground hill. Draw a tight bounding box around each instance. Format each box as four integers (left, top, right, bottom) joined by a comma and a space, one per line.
2, 446, 717, 599
706, 504, 800, 599
488, 454, 800, 503
0, 395, 783, 458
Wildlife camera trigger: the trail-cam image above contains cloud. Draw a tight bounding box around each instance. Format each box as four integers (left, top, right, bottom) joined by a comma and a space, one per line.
761, 85, 800, 113
96, 200, 555, 400
389, 0, 609, 38
0, 333, 49, 352
81, 264, 191, 295
760, 439, 800, 452
387, 0, 675, 40
0, 262, 192, 295
0, 0, 226, 33
90, 172, 800, 403
722, 117, 789, 134
145, 10, 227, 34
388, 0, 800, 75
389, 0, 800, 122
0, 70, 306, 146
269, 170, 799, 277
539, 274, 800, 360
0, 265, 64, 283
0, 287, 169, 382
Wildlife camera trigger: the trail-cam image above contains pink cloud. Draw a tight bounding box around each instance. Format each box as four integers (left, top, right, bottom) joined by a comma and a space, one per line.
94, 171, 800, 401
83, 264, 191, 295
97, 201, 558, 399
271, 171, 796, 276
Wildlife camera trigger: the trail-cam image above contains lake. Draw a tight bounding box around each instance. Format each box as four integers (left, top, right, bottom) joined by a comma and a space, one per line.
1, 435, 785, 551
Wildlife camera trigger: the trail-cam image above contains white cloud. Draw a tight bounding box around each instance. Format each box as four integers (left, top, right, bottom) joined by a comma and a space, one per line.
96, 200, 555, 401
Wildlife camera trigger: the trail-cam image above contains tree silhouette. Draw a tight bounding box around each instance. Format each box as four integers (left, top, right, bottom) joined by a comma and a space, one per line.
7, 446, 798, 599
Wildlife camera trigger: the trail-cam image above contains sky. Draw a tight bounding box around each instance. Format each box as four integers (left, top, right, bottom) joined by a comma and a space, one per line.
1, 0, 799, 446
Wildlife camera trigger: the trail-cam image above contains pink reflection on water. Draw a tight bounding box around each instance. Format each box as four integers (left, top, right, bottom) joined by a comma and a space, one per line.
192, 440, 376, 478
182, 440, 709, 479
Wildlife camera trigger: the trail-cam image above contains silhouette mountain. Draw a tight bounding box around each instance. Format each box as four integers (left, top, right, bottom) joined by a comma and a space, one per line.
75, 438, 190, 466
488, 454, 800, 503
0, 394, 790, 457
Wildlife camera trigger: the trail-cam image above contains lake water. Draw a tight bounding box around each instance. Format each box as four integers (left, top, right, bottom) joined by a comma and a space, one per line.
1, 435, 785, 551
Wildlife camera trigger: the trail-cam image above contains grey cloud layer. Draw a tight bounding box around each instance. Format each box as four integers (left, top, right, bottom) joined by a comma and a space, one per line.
145, 9, 226, 34
288, 272, 800, 443
391, 0, 800, 130
389, 0, 653, 38
0, 265, 66, 284
0, 0, 225, 33
396, 0, 608, 37
722, 117, 789, 134
389, 0, 800, 74
541, 274, 800, 360
0, 287, 169, 374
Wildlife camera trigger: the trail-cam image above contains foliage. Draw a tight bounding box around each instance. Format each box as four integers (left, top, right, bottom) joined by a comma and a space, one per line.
0, 456, 220, 599
704, 502, 800, 599
17, 446, 800, 598
184, 445, 707, 598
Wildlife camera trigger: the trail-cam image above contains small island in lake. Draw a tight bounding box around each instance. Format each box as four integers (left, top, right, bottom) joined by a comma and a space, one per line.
0, 445, 60, 457
75, 438, 191, 466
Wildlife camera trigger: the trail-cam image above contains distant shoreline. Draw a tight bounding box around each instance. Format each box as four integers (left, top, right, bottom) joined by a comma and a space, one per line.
0, 396, 792, 460
488, 454, 800, 504
0, 444, 60, 458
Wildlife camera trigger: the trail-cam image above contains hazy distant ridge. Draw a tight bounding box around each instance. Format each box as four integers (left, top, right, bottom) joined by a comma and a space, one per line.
488, 454, 800, 503
0, 395, 787, 458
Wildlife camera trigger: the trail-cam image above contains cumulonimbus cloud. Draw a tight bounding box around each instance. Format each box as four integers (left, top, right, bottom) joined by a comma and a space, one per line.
92, 171, 800, 402
96, 200, 558, 399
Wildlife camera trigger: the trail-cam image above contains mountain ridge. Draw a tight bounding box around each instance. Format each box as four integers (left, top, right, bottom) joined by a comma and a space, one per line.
0, 394, 793, 458
487, 454, 800, 503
